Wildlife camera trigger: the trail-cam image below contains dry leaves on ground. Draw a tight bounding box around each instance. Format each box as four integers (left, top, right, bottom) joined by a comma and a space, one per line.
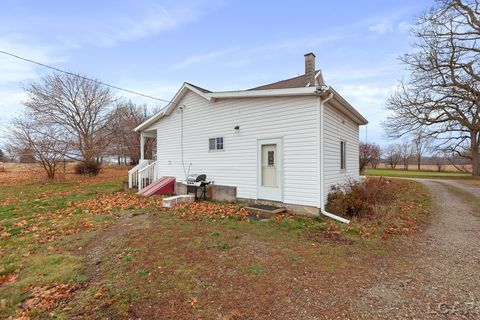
15, 283, 82, 319
61, 193, 164, 215
0, 273, 19, 286
172, 202, 250, 220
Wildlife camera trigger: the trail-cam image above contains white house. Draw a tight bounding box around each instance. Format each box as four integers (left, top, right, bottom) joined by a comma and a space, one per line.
130, 53, 368, 220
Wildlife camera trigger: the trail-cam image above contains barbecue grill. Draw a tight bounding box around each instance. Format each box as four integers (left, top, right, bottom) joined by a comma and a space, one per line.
184, 174, 210, 200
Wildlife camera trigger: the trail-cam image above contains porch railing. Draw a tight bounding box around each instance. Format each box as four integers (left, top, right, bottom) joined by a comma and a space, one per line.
128, 159, 155, 189
137, 160, 157, 191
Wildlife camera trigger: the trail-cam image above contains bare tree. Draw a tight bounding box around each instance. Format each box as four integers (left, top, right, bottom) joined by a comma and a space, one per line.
399, 141, 413, 170
7, 117, 71, 179
412, 130, 431, 170
432, 152, 446, 172
384, 144, 402, 169
359, 142, 381, 173
107, 101, 158, 165
18, 147, 36, 163
23, 72, 115, 164
383, 0, 480, 176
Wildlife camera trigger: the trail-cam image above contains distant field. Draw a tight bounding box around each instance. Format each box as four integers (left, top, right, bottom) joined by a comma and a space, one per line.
366, 169, 471, 179
375, 163, 471, 173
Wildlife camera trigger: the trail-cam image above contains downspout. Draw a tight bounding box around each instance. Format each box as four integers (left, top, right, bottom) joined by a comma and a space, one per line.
318, 89, 350, 224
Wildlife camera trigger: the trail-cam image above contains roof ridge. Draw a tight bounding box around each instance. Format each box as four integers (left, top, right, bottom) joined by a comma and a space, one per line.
185, 82, 211, 93
248, 70, 321, 91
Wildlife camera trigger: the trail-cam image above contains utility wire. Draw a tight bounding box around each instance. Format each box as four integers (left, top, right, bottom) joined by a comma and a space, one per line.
0, 49, 174, 104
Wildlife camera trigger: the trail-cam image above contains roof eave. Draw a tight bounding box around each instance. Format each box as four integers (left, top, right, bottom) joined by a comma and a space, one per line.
329, 89, 368, 125
208, 87, 317, 100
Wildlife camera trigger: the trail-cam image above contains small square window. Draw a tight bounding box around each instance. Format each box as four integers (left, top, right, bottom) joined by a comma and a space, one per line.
209, 137, 224, 151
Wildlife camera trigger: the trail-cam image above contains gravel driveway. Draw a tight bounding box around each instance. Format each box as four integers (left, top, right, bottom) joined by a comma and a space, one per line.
354, 180, 480, 319
428, 179, 480, 198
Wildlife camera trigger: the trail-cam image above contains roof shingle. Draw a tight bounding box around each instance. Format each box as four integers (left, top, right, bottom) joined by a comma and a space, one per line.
248, 70, 321, 90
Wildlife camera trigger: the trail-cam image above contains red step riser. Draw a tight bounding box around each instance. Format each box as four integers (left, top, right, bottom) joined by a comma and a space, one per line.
140, 177, 168, 194
139, 177, 175, 196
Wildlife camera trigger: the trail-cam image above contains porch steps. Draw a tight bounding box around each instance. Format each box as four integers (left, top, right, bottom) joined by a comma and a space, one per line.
138, 176, 176, 196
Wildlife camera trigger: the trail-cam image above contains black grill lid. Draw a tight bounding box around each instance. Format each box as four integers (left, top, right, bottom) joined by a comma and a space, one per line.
187, 174, 206, 182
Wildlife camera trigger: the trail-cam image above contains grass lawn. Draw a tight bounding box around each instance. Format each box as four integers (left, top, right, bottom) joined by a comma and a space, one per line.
365, 168, 472, 179
0, 168, 431, 319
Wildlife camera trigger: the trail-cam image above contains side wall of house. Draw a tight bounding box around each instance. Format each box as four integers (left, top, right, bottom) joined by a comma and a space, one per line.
147, 91, 321, 207
323, 102, 360, 203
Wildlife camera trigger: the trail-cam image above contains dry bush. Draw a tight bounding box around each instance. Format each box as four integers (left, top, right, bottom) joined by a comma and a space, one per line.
74, 161, 101, 176
326, 177, 395, 217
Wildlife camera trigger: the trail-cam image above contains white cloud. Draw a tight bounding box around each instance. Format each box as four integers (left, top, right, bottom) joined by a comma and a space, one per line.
48, 2, 215, 49
369, 21, 394, 34
90, 5, 200, 47
170, 32, 348, 71
339, 83, 395, 106
170, 47, 239, 71
0, 36, 64, 136
0, 36, 64, 84
397, 21, 412, 33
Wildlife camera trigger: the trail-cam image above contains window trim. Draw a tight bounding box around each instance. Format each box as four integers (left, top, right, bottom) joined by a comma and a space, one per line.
208, 136, 225, 152
340, 140, 347, 171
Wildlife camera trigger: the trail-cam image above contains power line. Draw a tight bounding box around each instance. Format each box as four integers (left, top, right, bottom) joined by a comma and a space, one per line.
0, 49, 173, 104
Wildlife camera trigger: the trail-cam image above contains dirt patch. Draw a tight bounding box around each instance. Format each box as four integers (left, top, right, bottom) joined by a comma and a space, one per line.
81, 213, 151, 278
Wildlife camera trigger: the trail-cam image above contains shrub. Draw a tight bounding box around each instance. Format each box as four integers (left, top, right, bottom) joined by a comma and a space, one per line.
74, 161, 101, 176
326, 177, 394, 217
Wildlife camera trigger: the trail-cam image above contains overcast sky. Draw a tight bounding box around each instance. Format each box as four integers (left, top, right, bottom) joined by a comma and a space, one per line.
0, 0, 434, 147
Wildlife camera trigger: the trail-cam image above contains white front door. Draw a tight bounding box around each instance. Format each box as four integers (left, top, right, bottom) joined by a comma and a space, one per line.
258, 138, 282, 201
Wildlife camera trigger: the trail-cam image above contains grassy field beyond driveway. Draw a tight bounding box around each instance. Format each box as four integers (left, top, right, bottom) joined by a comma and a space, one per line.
366, 168, 471, 179
0, 167, 431, 319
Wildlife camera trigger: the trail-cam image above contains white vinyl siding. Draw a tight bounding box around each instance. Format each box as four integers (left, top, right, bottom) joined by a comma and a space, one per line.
149, 91, 320, 207
323, 102, 360, 203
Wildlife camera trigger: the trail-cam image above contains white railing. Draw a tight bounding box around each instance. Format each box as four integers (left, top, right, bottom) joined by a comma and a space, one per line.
128, 159, 154, 189
137, 160, 157, 191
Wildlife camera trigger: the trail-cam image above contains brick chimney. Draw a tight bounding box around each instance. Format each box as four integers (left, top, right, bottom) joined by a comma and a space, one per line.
304, 52, 316, 86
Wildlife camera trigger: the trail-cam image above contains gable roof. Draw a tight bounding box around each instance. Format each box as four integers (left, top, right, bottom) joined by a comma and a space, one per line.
135, 75, 367, 132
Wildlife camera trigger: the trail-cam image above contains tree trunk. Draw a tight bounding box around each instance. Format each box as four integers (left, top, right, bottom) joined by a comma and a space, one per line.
417, 156, 421, 171
471, 130, 480, 176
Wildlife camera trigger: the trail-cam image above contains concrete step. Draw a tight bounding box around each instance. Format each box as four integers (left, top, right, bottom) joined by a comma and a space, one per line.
162, 195, 195, 208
